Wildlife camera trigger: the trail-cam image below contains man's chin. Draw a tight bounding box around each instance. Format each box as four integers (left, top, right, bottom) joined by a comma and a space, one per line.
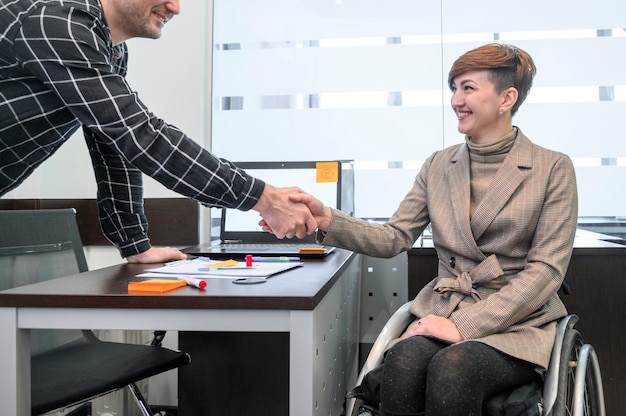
138, 29, 162, 40
138, 22, 164, 40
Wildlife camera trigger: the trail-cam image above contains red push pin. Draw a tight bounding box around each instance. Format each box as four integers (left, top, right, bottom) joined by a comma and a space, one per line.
245, 254, 253, 267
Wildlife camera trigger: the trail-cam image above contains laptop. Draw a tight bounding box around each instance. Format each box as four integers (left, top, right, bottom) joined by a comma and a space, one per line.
185, 160, 355, 258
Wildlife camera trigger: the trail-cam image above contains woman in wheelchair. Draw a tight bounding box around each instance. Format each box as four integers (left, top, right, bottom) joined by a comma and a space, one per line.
288, 43, 578, 415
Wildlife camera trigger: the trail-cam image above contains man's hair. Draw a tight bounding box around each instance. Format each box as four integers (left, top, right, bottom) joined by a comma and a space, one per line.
448, 43, 537, 116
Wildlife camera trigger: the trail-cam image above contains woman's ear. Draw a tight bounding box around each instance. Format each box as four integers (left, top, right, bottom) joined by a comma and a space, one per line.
501, 87, 519, 113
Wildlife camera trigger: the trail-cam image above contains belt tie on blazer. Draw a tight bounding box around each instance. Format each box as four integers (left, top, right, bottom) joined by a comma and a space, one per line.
431, 254, 504, 317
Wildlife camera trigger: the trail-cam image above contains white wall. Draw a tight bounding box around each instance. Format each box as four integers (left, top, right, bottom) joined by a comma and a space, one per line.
5, 4, 208, 201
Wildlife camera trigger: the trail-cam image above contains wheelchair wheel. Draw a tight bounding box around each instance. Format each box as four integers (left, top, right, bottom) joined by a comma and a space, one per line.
552, 329, 602, 416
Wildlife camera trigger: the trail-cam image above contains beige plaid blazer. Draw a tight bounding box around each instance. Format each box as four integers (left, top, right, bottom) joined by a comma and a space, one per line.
322, 130, 578, 368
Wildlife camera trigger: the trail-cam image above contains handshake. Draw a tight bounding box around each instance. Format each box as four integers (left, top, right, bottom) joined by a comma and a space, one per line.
253, 184, 332, 239
127, 184, 332, 264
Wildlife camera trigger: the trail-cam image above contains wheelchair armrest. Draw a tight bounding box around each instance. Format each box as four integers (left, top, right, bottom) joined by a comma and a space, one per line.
542, 314, 579, 413
356, 301, 415, 385
346, 302, 414, 416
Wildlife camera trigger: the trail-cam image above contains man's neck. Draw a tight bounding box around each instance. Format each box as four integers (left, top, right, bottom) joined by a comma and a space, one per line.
99, 0, 125, 45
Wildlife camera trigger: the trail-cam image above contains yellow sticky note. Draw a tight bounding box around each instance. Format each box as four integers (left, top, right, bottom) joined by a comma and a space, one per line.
316, 161, 339, 183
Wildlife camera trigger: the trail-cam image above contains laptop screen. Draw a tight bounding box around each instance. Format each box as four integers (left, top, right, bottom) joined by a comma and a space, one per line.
219, 161, 354, 243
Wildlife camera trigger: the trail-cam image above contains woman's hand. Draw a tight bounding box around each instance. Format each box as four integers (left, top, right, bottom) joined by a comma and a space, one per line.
400, 314, 464, 344
287, 192, 333, 232
252, 184, 317, 239
259, 192, 333, 233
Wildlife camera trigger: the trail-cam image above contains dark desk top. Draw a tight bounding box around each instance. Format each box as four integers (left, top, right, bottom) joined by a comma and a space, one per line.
410, 236, 626, 256
0, 249, 355, 311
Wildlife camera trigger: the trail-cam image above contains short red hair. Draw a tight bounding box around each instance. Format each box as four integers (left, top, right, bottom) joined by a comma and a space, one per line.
448, 43, 536, 116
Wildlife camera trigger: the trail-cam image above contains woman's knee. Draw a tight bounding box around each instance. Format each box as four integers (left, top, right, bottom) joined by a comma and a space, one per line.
426, 343, 484, 392
385, 336, 442, 371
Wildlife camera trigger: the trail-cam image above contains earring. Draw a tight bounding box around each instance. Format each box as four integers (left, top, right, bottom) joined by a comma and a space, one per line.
498, 108, 503, 115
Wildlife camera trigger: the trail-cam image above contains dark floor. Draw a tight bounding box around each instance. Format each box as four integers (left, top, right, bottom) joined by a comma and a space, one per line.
63, 403, 178, 416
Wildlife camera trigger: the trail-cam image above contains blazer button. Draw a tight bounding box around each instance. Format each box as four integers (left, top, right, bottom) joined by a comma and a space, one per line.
449, 257, 456, 268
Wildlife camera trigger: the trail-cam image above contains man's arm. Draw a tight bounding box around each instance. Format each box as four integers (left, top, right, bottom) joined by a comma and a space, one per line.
16, 6, 314, 261
84, 128, 154, 257
16, 9, 264, 208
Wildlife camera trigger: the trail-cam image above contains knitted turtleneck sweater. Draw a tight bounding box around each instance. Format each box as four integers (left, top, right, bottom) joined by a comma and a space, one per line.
466, 127, 518, 218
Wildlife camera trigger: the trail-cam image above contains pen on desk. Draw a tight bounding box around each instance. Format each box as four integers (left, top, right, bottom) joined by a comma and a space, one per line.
166, 256, 210, 266
251, 256, 300, 262
177, 276, 207, 289
198, 266, 252, 271
165, 259, 192, 267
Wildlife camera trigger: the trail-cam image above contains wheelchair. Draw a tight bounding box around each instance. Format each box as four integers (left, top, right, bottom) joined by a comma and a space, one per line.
346, 302, 605, 416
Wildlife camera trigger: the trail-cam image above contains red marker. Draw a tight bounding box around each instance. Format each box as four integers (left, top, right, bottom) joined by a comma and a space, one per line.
177, 276, 207, 289
245, 254, 253, 267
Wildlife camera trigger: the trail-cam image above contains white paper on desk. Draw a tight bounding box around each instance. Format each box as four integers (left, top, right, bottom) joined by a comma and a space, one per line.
138, 258, 303, 278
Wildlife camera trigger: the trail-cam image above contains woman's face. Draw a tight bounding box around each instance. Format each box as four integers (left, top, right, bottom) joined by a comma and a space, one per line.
450, 70, 510, 144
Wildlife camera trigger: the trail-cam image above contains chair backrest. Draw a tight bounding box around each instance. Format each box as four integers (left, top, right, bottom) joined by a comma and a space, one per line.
0, 208, 90, 354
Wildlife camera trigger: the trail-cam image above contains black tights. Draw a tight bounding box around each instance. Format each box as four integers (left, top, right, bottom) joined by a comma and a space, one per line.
379, 337, 541, 416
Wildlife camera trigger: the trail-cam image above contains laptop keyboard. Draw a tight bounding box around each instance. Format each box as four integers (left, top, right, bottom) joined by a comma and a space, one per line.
219, 243, 326, 249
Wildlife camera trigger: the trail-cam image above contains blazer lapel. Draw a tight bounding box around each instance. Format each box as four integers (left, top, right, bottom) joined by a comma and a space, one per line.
446, 145, 485, 259
470, 133, 533, 240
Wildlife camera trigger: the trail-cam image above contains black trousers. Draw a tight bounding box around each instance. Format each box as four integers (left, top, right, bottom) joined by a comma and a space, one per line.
377, 337, 541, 416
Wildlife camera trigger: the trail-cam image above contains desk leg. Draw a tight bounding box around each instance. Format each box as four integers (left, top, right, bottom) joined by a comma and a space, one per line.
0, 307, 31, 416
288, 257, 361, 416
289, 310, 314, 416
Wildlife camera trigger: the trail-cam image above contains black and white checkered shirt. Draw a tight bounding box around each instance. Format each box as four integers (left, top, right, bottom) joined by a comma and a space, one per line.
0, 0, 264, 257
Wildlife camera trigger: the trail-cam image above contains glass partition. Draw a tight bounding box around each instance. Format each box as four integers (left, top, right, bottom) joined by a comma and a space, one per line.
211, 0, 626, 236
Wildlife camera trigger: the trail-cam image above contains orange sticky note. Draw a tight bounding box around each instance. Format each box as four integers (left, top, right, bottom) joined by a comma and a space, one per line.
202, 259, 240, 268
316, 161, 339, 183
299, 247, 327, 254
128, 279, 186, 293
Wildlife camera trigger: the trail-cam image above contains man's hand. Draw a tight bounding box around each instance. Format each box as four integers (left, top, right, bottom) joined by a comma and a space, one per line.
287, 193, 332, 232
253, 184, 317, 239
125, 246, 187, 264
399, 314, 464, 344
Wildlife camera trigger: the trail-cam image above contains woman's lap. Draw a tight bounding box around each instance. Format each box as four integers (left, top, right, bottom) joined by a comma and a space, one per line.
378, 336, 541, 416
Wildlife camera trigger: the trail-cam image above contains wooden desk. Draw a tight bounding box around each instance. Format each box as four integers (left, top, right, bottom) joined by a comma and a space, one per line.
407, 240, 626, 416
0, 249, 360, 416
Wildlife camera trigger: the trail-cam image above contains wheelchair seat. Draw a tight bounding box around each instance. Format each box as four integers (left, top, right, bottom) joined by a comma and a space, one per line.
346, 302, 605, 416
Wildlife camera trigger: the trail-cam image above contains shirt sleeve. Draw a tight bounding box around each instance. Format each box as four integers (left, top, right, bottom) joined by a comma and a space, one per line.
14, 6, 264, 256
84, 127, 152, 256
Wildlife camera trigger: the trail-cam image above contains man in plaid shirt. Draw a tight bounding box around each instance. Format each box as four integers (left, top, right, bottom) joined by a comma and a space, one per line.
0, 0, 316, 263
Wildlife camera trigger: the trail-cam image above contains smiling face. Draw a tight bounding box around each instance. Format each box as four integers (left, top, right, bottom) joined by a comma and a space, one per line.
450, 70, 517, 144
102, 0, 181, 44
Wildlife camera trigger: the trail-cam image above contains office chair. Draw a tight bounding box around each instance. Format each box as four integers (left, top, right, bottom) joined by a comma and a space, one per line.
0, 209, 191, 416
346, 302, 605, 416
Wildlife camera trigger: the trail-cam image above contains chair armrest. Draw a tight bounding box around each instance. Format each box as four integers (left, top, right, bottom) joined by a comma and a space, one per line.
356, 301, 414, 385
542, 314, 579, 413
